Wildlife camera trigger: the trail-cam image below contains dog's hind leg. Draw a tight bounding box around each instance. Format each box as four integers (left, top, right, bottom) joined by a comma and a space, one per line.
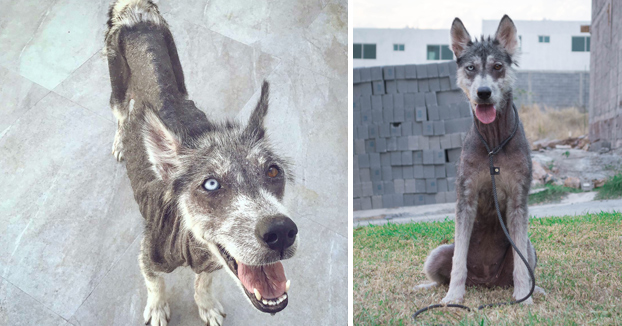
194, 272, 226, 326
139, 246, 170, 326
106, 41, 131, 162
442, 181, 477, 304
416, 244, 454, 291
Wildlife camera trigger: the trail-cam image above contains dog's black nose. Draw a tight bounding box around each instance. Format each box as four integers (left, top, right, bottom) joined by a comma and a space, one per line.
477, 86, 492, 100
256, 215, 298, 252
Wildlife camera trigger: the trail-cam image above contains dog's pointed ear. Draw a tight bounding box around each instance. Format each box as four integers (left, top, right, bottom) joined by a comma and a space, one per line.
495, 15, 518, 56
142, 109, 182, 181
244, 80, 270, 140
450, 18, 471, 58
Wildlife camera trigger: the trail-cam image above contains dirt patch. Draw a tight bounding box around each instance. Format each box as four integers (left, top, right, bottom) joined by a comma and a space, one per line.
532, 148, 622, 185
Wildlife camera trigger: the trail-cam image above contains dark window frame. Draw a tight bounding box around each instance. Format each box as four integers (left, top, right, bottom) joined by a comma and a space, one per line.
393, 44, 405, 51
427, 45, 440, 60
363, 44, 376, 59
353, 43, 376, 59
572, 36, 590, 52
353, 43, 362, 59
440, 45, 453, 60
427, 44, 453, 60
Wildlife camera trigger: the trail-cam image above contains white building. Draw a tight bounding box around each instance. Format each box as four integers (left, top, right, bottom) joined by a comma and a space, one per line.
482, 20, 590, 71
353, 28, 453, 68
354, 20, 591, 72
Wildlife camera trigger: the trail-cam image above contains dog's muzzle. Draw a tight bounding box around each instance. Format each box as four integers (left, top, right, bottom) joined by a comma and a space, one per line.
217, 215, 298, 314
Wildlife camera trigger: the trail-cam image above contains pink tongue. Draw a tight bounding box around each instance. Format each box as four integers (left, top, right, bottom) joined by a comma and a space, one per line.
475, 104, 496, 124
238, 262, 287, 299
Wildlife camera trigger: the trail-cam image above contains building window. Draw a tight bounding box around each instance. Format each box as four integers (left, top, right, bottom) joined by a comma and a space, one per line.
353, 44, 362, 59
393, 44, 405, 51
427, 45, 453, 60
538, 35, 550, 43
572, 36, 590, 52
353, 43, 377, 59
363, 44, 376, 59
518, 35, 522, 50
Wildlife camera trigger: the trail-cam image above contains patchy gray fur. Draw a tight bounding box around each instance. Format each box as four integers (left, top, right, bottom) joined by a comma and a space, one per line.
418, 15, 544, 305
105, 0, 297, 323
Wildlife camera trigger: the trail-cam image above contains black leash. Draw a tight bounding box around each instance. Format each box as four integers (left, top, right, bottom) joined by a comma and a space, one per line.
413, 103, 536, 320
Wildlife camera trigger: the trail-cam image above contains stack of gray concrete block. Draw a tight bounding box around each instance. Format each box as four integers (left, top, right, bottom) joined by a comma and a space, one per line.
353, 61, 472, 211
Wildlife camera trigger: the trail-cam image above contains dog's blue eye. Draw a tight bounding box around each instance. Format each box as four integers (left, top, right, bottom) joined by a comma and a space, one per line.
466, 65, 475, 71
203, 178, 220, 191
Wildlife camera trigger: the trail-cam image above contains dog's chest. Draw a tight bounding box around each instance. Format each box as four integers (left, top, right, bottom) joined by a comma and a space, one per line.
469, 152, 526, 191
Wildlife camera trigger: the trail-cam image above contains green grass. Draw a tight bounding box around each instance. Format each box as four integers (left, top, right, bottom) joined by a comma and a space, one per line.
528, 184, 582, 205
596, 172, 622, 200
354, 212, 622, 325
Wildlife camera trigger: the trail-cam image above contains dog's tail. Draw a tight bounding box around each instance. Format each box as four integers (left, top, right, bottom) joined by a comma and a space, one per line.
104, 0, 166, 56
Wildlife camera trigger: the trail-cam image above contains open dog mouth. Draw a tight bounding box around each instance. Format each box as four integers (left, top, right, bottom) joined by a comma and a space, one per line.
474, 104, 497, 124
216, 244, 290, 313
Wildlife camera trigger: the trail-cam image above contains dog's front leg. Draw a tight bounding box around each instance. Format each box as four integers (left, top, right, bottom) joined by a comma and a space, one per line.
442, 181, 477, 304
194, 272, 226, 326
507, 195, 533, 304
139, 247, 170, 326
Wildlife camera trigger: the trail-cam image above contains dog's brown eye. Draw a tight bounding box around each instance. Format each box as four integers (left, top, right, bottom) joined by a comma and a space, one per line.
494, 64, 502, 70
267, 166, 279, 178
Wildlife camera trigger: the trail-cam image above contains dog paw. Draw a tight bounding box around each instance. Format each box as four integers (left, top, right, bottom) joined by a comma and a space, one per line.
197, 300, 225, 326
143, 301, 170, 326
513, 288, 534, 304
441, 291, 464, 304
519, 296, 534, 305
534, 286, 547, 296
112, 128, 124, 162
415, 282, 439, 291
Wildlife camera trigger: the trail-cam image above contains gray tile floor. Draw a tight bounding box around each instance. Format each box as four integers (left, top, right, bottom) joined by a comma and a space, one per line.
0, 0, 347, 325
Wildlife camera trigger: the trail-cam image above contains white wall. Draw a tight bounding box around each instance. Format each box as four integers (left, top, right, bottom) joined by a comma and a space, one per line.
481, 20, 591, 71
353, 28, 453, 68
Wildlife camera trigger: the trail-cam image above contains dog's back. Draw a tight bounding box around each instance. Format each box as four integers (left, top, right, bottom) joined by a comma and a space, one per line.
105, 0, 179, 100
104, 0, 216, 201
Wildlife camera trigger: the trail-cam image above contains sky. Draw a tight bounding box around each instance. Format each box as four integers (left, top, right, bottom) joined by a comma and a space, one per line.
352, 0, 592, 37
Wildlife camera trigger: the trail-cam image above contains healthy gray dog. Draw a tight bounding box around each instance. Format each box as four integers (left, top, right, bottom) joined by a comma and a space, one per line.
104, 1, 298, 325
417, 15, 545, 304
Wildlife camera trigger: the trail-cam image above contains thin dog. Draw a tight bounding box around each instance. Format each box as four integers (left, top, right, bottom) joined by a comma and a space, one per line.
104, 1, 298, 325
417, 15, 545, 304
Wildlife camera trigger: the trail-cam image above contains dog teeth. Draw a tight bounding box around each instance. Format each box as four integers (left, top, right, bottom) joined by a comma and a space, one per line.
259, 294, 287, 306
286, 280, 290, 292
254, 288, 262, 301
